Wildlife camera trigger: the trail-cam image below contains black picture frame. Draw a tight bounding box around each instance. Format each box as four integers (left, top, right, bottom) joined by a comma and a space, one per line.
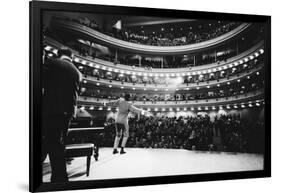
30, 0, 271, 192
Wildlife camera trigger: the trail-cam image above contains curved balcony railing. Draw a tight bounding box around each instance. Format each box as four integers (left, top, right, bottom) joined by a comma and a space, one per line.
51, 19, 251, 55
82, 64, 263, 91
45, 37, 264, 74
77, 89, 264, 108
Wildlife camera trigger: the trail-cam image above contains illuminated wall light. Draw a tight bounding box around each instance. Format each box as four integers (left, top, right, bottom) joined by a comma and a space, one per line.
205, 107, 209, 110
259, 49, 264, 54
48, 53, 54, 57
78, 66, 83, 70
154, 73, 158, 77
171, 73, 175, 77
165, 88, 169, 91
175, 88, 179, 91
234, 105, 238, 109
243, 64, 248, 68
132, 88, 135, 90
126, 71, 131, 75
89, 106, 94, 110
254, 52, 259, 57
108, 68, 112, 71
109, 85, 112, 88
165, 74, 170, 77
176, 108, 180, 111
181, 73, 186, 76
256, 103, 260, 106
197, 71, 202, 75
241, 104, 245, 108
234, 62, 239, 66
202, 70, 206, 74
169, 108, 173, 112
74, 58, 80, 62
223, 66, 228, 70
249, 104, 253, 107
256, 72, 260, 75
119, 73, 124, 77
147, 108, 151, 111
107, 107, 111, 111
212, 68, 217, 72
121, 86, 124, 89
237, 79, 240, 82
154, 89, 158, 91
162, 108, 165, 111
247, 76, 250, 79
226, 105, 230, 109
106, 71, 112, 74
191, 107, 194, 111
227, 82, 230, 85
183, 107, 187, 111
132, 72, 136, 75
45, 45, 52, 51
155, 108, 158, 111
192, 72, 196, 75
219, 106, 223, 110
114, 69, 119, 73
176, 73, 181, 77
217, 84, 220, 87
206, 85, 210, 89
196, 87, 200, 90
228, 64, 233, 68
89, 63, 94, 67
98, 107, 103, 110
212, 106, 216, 110
149, 73, 153, 77
137, 72, 142, 76
239, 60, 243, 64
207, 69, 212, 73
244, 58, 249, 62
185, 88, 190, 90
160, 73, 164, 77
95, 65, 100, 69
218, 67, 222, 71
96, 83, 100, 86
83, 80, 87, 84
187, 72, 191, 76
249, 55, 254, 60
102, 66, 106, 70
144, 88, 147, 91
80, 106, 85, 110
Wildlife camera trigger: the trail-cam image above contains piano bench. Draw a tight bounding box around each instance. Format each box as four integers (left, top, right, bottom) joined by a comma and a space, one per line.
65, 143, 94, 176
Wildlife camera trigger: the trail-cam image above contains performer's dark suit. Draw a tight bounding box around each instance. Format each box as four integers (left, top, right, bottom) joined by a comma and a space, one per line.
42, 56, 81, 182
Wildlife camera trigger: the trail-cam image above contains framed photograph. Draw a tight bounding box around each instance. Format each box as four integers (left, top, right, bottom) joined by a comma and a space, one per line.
30, 0, 271, 192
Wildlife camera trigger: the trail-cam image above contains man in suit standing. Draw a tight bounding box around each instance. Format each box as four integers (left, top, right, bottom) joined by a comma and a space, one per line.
105, 94, 147, 154
42, 48, 82, 182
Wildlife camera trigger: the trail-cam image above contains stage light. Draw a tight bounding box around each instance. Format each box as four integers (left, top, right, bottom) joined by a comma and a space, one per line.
102, 66, 106, 70
212, 68, 217, 72
176, 108, 180, 111
206, 85, 210, 88
203, 70, 206, 74
185, 88, 190, 90
81, 60, 86, 65
187, 72, 191, 76
162, 108, 165, 112
149, 73, 153, 77
256, 103, 260, 106
169, 108, 173, 111
241, 104, 245, 108
121, 86, 124, 89
155, 108, 158, 111
137, 72, 142, 76
107, 107, 111, 111
80, 106, 85, 110
95, 65, 100, 69
234, 62, 238, 66
237, 79, 240, 82
160, 73, 164, 77
243, 64, 248, 68
219, 106, 223, 110
161, 27, 164, 31
181, 73, 186, 76
171, 73, 175, 77
89, 106, 94, 110
176, 73, 180, 77
259, 49, 264, 54
114, 69, 119, 73
154, 89, 158, 91
144, 88, 147, 91
106, 71, 112, 74
223, 66, 228, 70
165, 88, 169, 91
244, 58, 249, 62
254, 52, 259, 57
249, 104, 253, 107
98, 107, 103, 110
198, 107, 202, 110
218, 67, 222, 71
183, 107, 187, 111
234, 105, 238, 108
89, 63, 94, 67
108, 68, 112, 72
212, 106, 216, 110
197, 71, 202, 75
242, 86, 245, 89
48, 53, 53, 57
119, 73, 124, 77
143, 73, 147, 76
109, 85, 112, 88
154, 73, 158, 77
147, 108, 151, 111
191, 107, 194, 111
249, 55, 254, 60
126, 71, 131, 75
226, 105, 230, 109
247, 76, 250, 79
205, 107, 209, 110
207, 69, 212, 73
96, 83, 100, 86
83, 80, 87, 84
196, 87, 200, 90
78, 66, 83, 69
74, 57, 80, 63
45, 45, 52, 51
256, 72, 260, 75
165, 74, 170, 77
175, 88, 179, 91
228, 64, 233, 68
192, 72, 196, 75
239, 60, 243, 64
227, 82, 230, 85
217, 84, 220, 87
132, 87, 135, 90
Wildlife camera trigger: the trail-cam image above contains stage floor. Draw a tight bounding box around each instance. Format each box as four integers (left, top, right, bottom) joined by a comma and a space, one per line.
43, 148, 264, 182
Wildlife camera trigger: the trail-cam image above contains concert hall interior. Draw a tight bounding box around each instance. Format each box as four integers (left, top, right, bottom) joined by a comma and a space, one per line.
41, 11, 266, 182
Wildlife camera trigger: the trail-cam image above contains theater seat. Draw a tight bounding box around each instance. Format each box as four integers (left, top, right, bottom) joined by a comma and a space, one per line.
65, 143, 94, 176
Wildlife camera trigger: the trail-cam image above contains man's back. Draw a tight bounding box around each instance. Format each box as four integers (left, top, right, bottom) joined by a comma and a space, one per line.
43, 57, 81, 116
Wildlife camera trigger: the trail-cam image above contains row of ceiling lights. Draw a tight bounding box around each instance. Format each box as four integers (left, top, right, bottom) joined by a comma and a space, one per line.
44, 45, 263, 78
80, 101, 264, 111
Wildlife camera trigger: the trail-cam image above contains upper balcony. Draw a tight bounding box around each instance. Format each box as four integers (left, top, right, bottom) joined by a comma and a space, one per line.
50, 18, 251, 55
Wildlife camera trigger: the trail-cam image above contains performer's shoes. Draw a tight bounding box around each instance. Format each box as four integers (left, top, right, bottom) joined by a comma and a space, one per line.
120, 148, 126, 154
113, 149, 119, 154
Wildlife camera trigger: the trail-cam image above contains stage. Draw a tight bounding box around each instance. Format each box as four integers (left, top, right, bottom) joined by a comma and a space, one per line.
43, 148, 264, 182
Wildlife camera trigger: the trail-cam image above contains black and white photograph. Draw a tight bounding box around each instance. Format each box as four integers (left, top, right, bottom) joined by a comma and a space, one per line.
29, 1, 271, 192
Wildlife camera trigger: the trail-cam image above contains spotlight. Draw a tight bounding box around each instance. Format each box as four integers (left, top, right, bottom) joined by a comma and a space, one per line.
191, 107, 194, 111
96, 83, 100, 86
259, 49, 264, 54
183, 107, 187, 111
121, 86, 124, 89
256, 103, 260, 106
169, 108, 173, 111
89, 106, 94, 110
226, 105, 230, 109
109, 85, 112, 88
212, 106, 216, 110
98, 107, 103, 110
